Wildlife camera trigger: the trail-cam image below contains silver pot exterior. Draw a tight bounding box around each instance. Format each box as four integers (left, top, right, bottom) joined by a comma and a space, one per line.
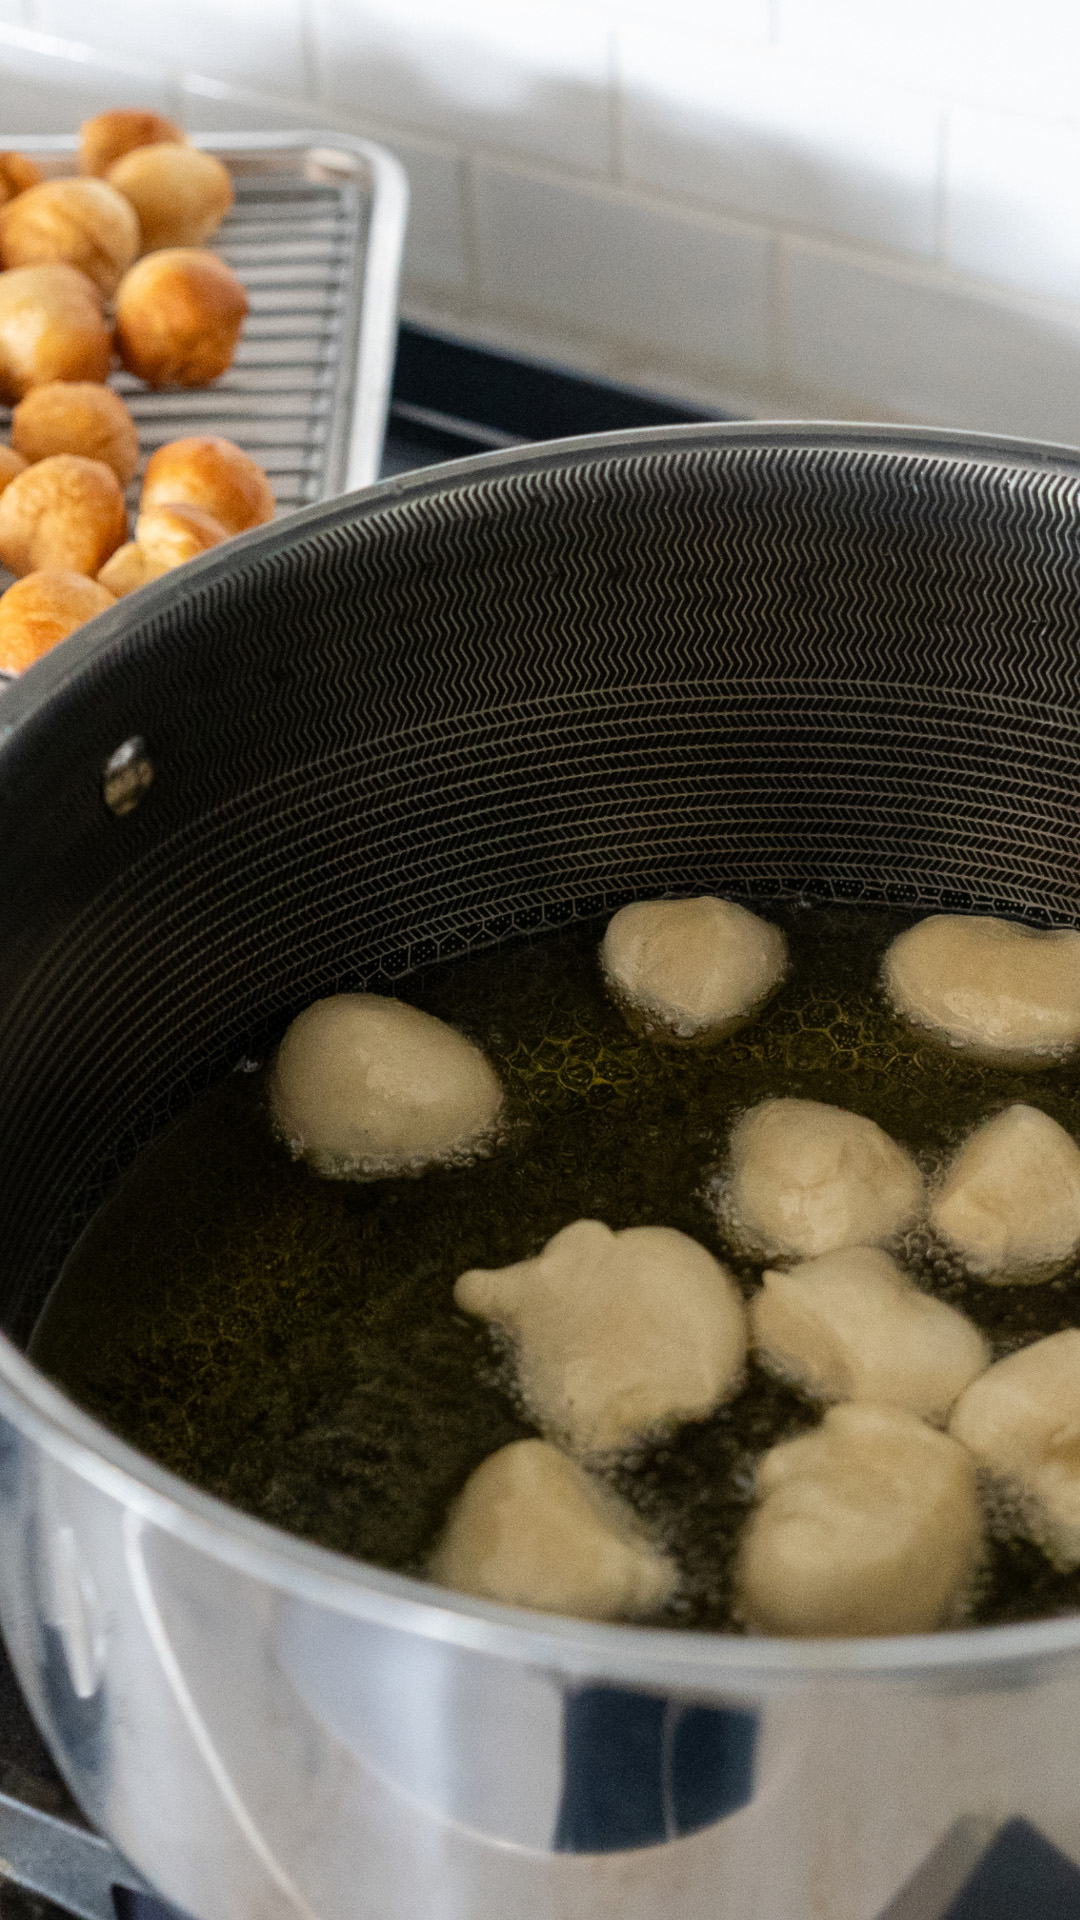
5, 1350, 1080, 1920
3, 424, 1080, 1920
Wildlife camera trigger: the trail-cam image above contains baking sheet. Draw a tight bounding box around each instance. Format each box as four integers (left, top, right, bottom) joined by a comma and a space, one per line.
0, 131, 408, 613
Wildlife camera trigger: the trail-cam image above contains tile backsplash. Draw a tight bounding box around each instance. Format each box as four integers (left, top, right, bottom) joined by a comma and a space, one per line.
1, 1, 1079, 439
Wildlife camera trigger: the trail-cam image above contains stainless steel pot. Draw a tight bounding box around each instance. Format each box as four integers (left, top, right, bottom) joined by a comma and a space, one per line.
2, 423, 1080, 1920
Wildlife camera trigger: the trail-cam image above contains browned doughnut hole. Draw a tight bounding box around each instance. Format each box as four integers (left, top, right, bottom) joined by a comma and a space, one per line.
134, 500, 230, 569
0, 454, 128, 577
108, 144, 233, 252
79, 109, 187, 178
141, 435, 274, 534
0, 570, 115, 673
0, 265, 111, 403
12, 382, 140, 487
0, 152, 44, 207
114, 249, 248, 388
0, 178, 141, 299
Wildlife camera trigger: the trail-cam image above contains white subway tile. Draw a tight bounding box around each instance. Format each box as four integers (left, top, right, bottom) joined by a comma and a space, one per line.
777, 0, 1080, 122
0, 27, 175, 133
34, 0, 310, 95
311, 0, 613, 174
179, 77, 472, 299
947, 107, 1080, 306
474, 162, 774, 385
582, 0, 770, 37
779, 237, 1080, 445
619, 26, 943, 257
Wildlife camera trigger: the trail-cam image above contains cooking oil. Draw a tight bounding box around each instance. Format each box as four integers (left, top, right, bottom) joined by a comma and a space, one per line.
30, 904, 1080, 1630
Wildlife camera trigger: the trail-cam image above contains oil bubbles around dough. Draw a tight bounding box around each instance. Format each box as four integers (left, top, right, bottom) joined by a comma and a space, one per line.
428, 1438, 677, 1620
718, 1098, 924, 1261
950, 1330, 1080, 1569
751, 1245, 989, 1421
735, 1402, 982, 1637
601, 896, 787, 1042
455, 1219, 746, 1456
882, 913, 1080, 1062
930, 1104, 1080, 1281
270, 993, 504, 1179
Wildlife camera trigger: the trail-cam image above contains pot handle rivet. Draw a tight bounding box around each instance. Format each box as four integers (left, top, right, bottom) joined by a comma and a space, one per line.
103, 736, 154, 816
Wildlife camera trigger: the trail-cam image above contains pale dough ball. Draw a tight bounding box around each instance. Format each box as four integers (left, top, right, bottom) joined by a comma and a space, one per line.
883, 914, 1080, 1062
270, 993, 504, 1179
455, 1219, 747, 1455
12, 381, 139, 486
735, 1402, 982, 1636
950, 1330, 1080, 1568
601, 897, 787, 1041
0, 570, 115, 674
108, 144, 233, 252
930, 1104, 1080, 1280
428, 1438, 677, 1620
751, 1245, 989, 1421
722, 1099, 924, 1260
0, 178, 140, 298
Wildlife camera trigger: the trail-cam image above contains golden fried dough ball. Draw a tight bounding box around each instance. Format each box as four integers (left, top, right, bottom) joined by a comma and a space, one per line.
0, 152, 44, 207
114, 249, 248, 388
108, 144, 232, 252
0, 445, 28, 493
134, 501, 229, 570
0, 264, 111, 403
79, 109, 186, 178
141, 435, 274, 533
0, 178, 140, 299
11, 381, 139, 486
0, 454, 127, 577
97, 541, 158, 597
0, 570, 115, 674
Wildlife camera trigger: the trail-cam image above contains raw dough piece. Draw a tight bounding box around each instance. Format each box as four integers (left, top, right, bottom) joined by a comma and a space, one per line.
950, 1330, 1080, 1568
455, 1220, 747, 1455
428, 1438, 677, 1620
751, 1246, 989, 1420
735, 1402, 982, 1636
270, 993, 503, 1179
930, 1104, 1080, 1280
883, 914, 1080, 1061
722, 1099, 924, 1260
0, 570, 115, 674
601, 896, 787, 1041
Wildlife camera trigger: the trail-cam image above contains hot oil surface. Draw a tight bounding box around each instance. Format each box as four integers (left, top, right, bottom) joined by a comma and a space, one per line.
30, 905, 1080, 1630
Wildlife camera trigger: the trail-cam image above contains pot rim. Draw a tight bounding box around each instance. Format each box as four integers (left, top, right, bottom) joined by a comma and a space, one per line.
5, 415, 1080, 1691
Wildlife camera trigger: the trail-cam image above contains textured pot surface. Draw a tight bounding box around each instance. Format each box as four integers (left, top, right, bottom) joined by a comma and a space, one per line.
2, 423, 1080, 1920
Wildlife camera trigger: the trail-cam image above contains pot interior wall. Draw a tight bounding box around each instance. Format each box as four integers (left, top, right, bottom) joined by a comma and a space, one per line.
1, 431, 1080, 1346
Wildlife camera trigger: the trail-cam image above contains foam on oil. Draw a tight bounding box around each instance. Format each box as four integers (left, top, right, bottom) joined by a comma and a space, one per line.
30, 904, 1080, 1630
